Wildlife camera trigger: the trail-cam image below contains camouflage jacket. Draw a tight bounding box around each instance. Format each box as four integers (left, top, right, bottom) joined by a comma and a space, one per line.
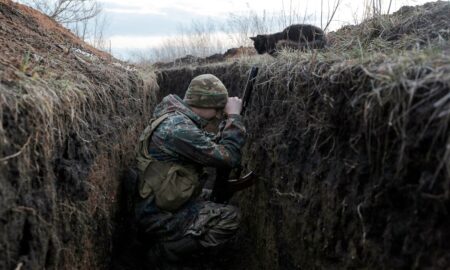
147, 94, 246, 169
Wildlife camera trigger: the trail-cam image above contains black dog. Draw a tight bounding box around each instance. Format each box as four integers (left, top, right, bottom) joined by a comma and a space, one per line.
250, 24, 326, 55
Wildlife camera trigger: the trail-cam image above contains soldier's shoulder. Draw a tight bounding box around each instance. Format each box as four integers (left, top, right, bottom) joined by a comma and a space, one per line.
163, 112, 194, 127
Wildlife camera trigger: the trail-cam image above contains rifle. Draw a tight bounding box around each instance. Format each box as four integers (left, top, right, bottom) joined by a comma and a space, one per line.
210, 66, 259, 204
241, 66, 259, 115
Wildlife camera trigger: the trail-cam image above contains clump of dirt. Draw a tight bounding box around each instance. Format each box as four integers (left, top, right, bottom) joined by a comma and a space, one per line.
0, 1, 158, 269
328, 1, 450, 53
0, 0, 109, 60
155, 2, 450, 269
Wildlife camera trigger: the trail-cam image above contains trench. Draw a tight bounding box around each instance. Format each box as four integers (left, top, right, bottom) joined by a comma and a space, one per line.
112, 59, 450, 270
1, 1, 450, 269
1, 52, 449, 270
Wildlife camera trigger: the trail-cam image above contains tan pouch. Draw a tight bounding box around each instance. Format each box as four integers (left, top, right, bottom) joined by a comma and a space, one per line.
139, 161, 172, 199
140, 161, 200, 211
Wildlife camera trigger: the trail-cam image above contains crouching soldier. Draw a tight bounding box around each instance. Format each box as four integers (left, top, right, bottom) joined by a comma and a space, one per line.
135, 74, 246, 268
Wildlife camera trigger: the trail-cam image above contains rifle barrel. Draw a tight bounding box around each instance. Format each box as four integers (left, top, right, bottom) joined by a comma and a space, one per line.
241, 66, 259, 115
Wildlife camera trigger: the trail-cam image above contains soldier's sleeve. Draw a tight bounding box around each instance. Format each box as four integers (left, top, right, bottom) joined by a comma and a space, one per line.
166, 114, 246, 168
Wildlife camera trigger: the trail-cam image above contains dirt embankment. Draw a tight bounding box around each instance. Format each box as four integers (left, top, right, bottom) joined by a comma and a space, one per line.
158, 56, 450, 269
0, 1, 157, 269
1, 0, 449, 269
328, 0, 450, 52
156, 2, 450, 269
153, 47, 257, 69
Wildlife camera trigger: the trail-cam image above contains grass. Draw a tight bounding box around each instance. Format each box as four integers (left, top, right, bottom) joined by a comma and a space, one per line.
154, 40, 449, 267
1, 0, 449, 269
0, 45, 159, 269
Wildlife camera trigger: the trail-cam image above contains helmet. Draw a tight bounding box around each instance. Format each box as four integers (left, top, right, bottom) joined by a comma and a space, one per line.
184, 74, 228, 108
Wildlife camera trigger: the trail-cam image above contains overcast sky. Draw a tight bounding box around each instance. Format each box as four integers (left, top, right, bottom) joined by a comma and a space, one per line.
95, 0, 431, 59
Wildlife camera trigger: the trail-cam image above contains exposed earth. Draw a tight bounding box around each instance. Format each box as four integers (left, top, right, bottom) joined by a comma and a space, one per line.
1, 1, 449, 270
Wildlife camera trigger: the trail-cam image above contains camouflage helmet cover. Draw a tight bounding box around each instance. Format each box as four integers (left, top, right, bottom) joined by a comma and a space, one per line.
184, 74, 228, 108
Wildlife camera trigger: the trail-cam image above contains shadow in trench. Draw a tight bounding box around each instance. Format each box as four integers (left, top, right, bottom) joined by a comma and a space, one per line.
111, 169, 147, 270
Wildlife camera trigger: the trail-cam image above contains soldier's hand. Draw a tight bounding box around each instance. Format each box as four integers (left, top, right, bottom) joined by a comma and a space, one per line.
224, 97, 242, 115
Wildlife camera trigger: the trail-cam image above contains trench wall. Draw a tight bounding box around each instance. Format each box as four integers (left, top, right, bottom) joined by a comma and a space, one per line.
0, 1, 161, 268
0, 66, 157, 270
1, 1, 449, 268
156, 53, 450, 269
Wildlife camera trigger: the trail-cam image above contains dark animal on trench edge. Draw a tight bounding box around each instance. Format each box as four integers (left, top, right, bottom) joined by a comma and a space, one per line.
250, 24, 327, 55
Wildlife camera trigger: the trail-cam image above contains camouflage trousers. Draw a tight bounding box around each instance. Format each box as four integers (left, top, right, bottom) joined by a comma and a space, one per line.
135, 193, 241, 250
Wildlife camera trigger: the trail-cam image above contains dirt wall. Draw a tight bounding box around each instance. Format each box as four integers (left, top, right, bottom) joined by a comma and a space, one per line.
0, 67, 156, 270
1, 0, 449, 269
0, 1, 158, 269
156, 49, 450, 269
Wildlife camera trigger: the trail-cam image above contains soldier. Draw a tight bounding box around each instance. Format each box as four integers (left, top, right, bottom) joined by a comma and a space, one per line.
135, 74, 246, 268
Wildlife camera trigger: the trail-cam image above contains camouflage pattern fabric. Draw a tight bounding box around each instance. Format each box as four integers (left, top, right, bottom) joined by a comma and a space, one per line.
135, 94, 245, 250
184, 74, 228, 108
135, 194, 241, 247
148, 94, 245, 168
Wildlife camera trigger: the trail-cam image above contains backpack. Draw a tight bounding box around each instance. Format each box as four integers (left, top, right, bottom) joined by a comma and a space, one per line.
135, 113, 201, 211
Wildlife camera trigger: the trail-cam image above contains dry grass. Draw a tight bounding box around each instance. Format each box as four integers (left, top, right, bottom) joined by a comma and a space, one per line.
327, 1, 450, 54
1, 0, 449, 269
155, 4, 450, 268
0, 4, 159, 266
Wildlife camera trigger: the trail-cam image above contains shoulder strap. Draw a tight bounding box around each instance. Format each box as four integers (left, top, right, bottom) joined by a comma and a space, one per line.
139, 114, 171, 144
136, 113, 170, 171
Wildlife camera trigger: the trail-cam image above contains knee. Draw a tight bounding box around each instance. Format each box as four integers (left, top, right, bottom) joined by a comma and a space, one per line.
219, 204, 241, 229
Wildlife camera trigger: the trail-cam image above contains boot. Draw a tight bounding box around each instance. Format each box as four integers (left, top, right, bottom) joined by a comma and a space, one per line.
146, 245, 162, 269
160, 236, 203, 262
146, 244, 183, 270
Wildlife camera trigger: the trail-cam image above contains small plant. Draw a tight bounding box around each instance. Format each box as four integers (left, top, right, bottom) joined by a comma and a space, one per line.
19, 50, 31, 73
